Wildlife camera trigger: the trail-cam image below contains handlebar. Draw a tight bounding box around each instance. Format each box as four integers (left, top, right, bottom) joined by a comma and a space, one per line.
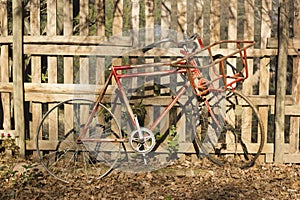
141, 33, 199, 53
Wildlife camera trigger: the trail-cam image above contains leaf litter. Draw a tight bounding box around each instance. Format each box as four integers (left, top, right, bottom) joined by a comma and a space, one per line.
0, 155, 299, 200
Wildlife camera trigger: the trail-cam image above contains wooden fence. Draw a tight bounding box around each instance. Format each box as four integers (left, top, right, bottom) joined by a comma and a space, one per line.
0, 0, 300, 163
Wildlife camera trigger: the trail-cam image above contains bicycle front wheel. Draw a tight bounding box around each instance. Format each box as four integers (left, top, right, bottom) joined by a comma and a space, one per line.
36, 99, 122, 183
195, 89, 265, 168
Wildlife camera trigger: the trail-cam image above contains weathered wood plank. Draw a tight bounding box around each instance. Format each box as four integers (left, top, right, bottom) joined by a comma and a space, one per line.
193, 0, 203, 37
283, 154, 300, 163
63, 0, 74, 143
95, 0, 105, 36
289, 0, 300, 153
0, 45, 10, 131
0, 0, 11, 132
259, 0, 272, 155
63, 0, 73, 84
267, 38, 300, 49
210, 0, 220, 43
0, 35, 132, 46
112, 0, 123, 34
243, 0, 255, 95
161, 0, 170, 31
79, 0, 89, 97
22, 44, 284, 56
47, 0, 56, 35
46, 0, 58, 147
186, 0, 194, 36
0, 0, 8, 36
80, 0, 89, 36
145, 0, 154, 43
227, 0, 237, 86
30, 0, 42, 146
270, 105, 300, 115
95, 0, 105, 85
0, 83, 114, 94
274, 1, 289, 164
23, 44, 131, 56
0, 82, 296, 104
30, 0, 40, 35
177, 0, 187, 34
12, 0, 25, 156
26, 140, 59, 150
248, 95, 294, 105
0, 0, 11, 131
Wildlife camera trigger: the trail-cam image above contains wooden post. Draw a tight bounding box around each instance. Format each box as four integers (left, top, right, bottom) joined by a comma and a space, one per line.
12, 0, 25, 157
274, 0, 289, 163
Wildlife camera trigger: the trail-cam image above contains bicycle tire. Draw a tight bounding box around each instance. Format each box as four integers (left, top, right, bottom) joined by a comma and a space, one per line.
36, 99, 122, 183
195, 89, 265, 168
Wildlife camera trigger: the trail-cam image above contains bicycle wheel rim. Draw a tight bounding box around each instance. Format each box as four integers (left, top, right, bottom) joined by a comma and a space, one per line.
195, 89, 265, 168
36, 99, 122, 183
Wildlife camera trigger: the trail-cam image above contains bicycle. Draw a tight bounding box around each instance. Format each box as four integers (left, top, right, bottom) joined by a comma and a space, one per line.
36, 33, 264, 183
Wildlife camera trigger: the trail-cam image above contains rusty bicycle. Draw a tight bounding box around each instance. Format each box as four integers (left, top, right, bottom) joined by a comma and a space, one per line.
36, 33, 264, 183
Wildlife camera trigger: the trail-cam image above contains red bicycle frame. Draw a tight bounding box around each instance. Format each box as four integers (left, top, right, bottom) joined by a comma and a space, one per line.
78, 39, 255, 143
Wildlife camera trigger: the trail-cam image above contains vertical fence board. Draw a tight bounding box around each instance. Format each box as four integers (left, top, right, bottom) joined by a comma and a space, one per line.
289, 0, 300, 154
12, 0, 25, 156
210, 0, 220, 43
161, 0, 170, 30
275, 1, 289, 163
95, 0, 105, 85
145, 0, 154, 43
0, 56, 10, 132
259, 1, 272, 161
177, 0, 187, 35
144, 0, 154, 129
30, 0, 41, 147
0, 0, 11, 133
243, 0, 255, 95
169, 1, 177, 33
0, 0, 7, 36
79, 0, 89, 81
132, 0, 139, 30
63, 0, 74, 142
47, 0, 58, 145
177, 0, 188, 145
79, 1, 89, 124
186, 0, 194, 36
243, 0, 261, 159
47, 0, 58, 84
194, 0, 203, 38
227, 0, 237, 79
111, 0, 123, 67
63, 0, 73, 84
202, 0, 210, 45
113, 0, 123, 35
290, 72, 300, 153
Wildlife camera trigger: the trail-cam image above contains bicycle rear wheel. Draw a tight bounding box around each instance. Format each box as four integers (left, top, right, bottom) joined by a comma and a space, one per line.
36, 99, 122, 183
195, 89, 265, 168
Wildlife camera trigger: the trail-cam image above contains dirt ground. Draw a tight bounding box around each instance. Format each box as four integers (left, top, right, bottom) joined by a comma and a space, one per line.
1, 155, 299, 200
